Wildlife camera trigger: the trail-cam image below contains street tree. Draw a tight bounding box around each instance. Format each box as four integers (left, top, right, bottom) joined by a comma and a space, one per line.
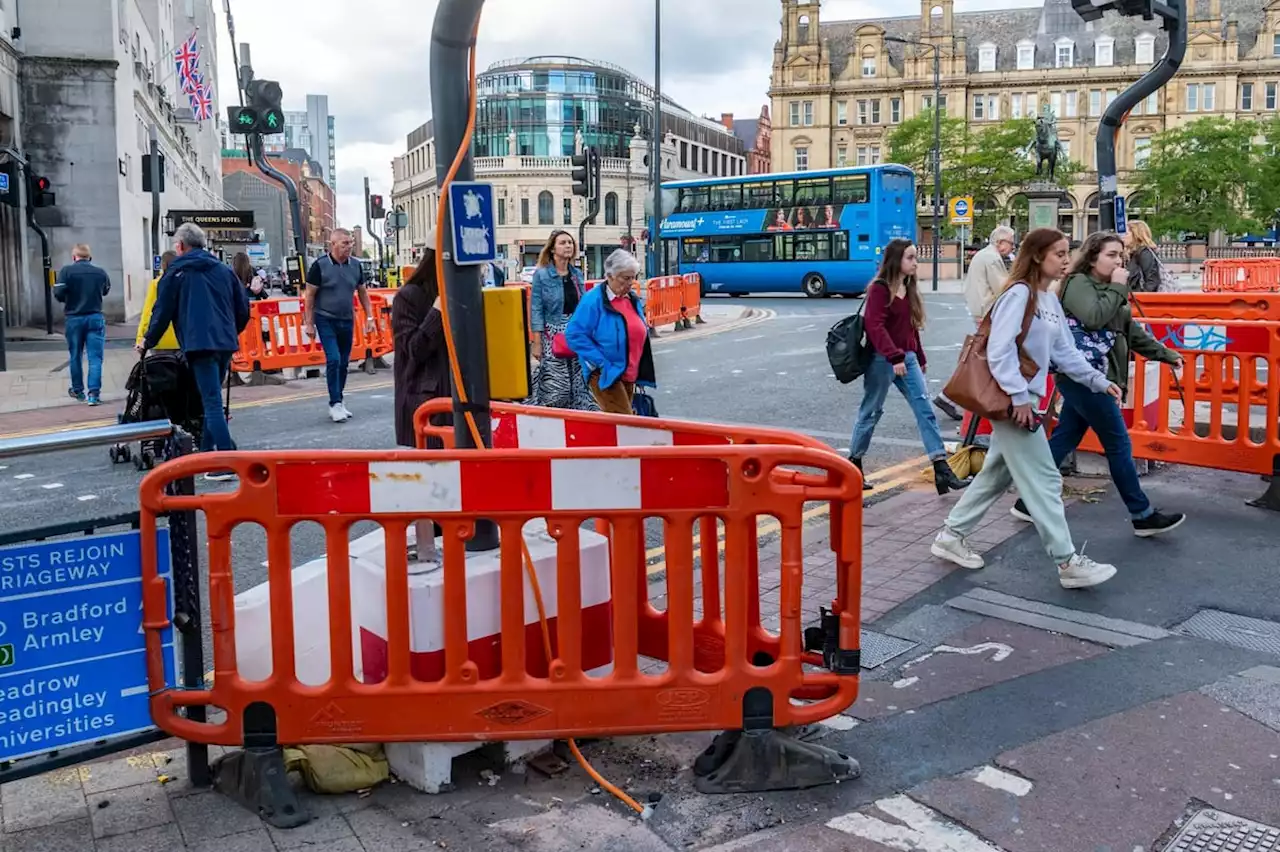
1248, 115, 1280, 233
1134, 116, 1262, 239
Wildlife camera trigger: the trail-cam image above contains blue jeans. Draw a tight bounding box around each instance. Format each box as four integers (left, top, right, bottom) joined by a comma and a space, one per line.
1048, 375, 1153, 520
65, 313, 106, 397
314, 315, 353, 406
188, 352, 235, 453
850, 352, 947, 462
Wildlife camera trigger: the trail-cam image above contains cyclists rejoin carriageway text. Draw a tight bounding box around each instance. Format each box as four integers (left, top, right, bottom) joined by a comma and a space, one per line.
0, 541, 127, 592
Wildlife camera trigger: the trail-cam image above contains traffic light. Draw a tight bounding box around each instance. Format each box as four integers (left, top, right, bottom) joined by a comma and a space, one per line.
571, 150, 592, 199
27, 174, 54, 208
236, 79, 284, 135
0, 160, 17, 208
227, 105, 260, 134
369, 194, 385, 220
141, 153, 165, 193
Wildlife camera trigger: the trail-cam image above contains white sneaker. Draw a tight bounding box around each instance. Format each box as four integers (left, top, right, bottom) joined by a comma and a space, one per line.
930, 528, 985, 570
337, 402, 353, 420
329, 403, 348, 423
1057, 553, 1117, 589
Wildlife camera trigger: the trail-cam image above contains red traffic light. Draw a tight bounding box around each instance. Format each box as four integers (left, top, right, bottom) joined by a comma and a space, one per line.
33, 176, 50, 191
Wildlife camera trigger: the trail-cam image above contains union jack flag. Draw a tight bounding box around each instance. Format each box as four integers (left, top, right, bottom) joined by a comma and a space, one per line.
189, 82, 214, 122
174, 29, 200, 89
180, 69, 202, 95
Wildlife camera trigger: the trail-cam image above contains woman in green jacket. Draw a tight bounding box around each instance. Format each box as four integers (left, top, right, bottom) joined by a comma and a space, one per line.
1010, 231, 1187, 537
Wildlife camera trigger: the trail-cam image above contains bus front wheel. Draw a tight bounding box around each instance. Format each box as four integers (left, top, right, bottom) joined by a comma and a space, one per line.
802, 274, 829, 298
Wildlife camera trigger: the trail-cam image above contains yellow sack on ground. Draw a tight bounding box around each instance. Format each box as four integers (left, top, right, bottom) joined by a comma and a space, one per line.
283, 743, 389, 794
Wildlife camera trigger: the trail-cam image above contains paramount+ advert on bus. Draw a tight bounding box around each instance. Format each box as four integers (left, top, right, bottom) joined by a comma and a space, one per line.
765, 204, 844, 232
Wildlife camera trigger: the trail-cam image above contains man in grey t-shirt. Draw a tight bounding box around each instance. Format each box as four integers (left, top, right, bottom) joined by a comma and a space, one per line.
304, 228, 376, 422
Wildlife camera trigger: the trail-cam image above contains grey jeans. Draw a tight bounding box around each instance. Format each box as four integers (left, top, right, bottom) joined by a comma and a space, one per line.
945, 419, 1076, 564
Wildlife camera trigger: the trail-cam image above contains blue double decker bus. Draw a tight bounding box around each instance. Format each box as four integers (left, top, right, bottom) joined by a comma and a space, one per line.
657, 164, 917, 297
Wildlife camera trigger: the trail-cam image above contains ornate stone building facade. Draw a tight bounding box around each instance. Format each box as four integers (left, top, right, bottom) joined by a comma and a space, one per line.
770, 0, 1278, 240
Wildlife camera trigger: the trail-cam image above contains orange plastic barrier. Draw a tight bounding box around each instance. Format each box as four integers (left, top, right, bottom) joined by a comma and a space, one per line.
231, 296, 391, 374
1133, 291, 1280, 323
138, 442, 863, 746
642, 275, 689, 331
1078, 319, 1280, 507
681, 273, 703, 324
1202, 258, 1280, 293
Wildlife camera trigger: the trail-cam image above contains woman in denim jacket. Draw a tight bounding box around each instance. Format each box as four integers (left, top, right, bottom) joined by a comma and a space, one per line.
527, 229, 597, 410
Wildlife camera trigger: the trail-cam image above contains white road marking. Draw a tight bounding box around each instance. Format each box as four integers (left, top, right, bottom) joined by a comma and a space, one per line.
827, 795, 1005, 851
795, 324, 816, 332
0, 465, 7, 471
776, 371, 788, 376
77, 495, 99, 502
731, 335, 765, 343
971, 766, 1033, 797
893, 676, 919, 689
820, 714, 859, 731
14, 473, 34, 480
731, 369, 743, 374
906, 642, 1014, 669
42, 483, 64, 490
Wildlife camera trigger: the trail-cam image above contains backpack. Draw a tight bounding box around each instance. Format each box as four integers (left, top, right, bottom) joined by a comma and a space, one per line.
826, 296, 873, 384
1155, 256, 1179, 293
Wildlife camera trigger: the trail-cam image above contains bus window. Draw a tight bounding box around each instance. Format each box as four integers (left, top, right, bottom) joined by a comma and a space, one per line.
832, 232, 850, 260
775, 180, 795, 207
795, 177, 831, 207
834, 175, 869, 204
680, 187, 710, 212
682, 237, 708, 263
710, 184, 742, 211
746, 182, 776, 208
710, 235, 741, 262
743, 238, 773, 262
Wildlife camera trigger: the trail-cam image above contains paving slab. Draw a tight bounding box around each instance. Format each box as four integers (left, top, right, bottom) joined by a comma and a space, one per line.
912, 690, 1280, 852
87, 782, 175, 839
0, 768, 86, 833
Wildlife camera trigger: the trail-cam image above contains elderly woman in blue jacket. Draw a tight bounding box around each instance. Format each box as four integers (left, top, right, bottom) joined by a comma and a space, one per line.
564, 249, 655, 414
528, 229, 595, 409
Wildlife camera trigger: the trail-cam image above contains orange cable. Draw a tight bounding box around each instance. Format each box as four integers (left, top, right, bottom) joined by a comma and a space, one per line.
429, 19, 647, 818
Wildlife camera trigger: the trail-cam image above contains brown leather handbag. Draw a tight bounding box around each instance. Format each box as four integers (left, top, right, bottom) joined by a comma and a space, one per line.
943, 282, 1040, 421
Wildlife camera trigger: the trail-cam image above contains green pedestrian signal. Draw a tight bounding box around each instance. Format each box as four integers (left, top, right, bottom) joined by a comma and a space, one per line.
261, 108, 283, 133
227, 105, 261, 134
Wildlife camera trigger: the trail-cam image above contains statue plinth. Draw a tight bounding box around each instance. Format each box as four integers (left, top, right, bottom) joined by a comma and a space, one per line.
1023, 182, 1066, 232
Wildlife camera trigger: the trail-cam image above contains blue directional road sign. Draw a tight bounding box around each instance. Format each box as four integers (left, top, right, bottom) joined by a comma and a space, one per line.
152, 255, 162, 275
0, 530, 177, 763
448, 181, 497, 266
0, 172, 9, 194
1114, 195, 1128, 235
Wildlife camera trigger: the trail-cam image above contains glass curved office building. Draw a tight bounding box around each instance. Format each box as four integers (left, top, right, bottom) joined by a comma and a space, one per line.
474, 55, 741, 161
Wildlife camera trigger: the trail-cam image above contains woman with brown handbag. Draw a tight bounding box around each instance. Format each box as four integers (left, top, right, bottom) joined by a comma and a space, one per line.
931, 228, 1124, 590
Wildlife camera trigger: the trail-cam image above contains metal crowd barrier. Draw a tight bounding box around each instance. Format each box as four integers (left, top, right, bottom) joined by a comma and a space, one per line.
0, 421, 210, 786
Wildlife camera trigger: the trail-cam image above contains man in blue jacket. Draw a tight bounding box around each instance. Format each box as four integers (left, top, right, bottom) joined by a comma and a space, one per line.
139, 222, 250, 481
53, 244, 111, 405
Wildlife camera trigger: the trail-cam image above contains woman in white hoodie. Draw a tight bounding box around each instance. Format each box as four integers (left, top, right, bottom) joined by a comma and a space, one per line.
932, 228, 1124, 591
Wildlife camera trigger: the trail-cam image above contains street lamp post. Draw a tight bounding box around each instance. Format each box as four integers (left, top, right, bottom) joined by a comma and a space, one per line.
887, 36, 942, 292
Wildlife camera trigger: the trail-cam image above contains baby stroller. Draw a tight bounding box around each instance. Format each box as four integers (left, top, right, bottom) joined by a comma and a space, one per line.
109, 352, 205, 471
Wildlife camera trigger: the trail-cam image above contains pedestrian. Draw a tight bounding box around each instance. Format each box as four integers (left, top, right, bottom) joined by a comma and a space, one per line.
53, 244, 111, 406
138, 222, 250, 482
964, 226, 1017, 326
931, 227, 1123, 590
564, 249, 654, 415
391, 231, 449, 564
232, 252, 270, 301
135, 251, 180, 352
304, 229, 377, 423
1008, 231, 1186, 536
528, 229, 597, 410
848, 238, 967, 495
1123, 221, 1162, 293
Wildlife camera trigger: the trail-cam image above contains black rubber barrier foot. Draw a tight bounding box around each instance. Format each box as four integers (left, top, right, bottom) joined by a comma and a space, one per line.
213, 747, 311, 829
374, 356, 391, 370
694, 314, 706, 325
1247, 472, 1280, 512
692, 729, 861, 794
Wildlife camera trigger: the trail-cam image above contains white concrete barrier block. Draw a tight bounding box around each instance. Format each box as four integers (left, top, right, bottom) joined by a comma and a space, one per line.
386, 738, 553, 794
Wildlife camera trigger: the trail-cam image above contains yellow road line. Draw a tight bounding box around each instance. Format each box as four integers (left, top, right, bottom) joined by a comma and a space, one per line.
641, 454, 929, 576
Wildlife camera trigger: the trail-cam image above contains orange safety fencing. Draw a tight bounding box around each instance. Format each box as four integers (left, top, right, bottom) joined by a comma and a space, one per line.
230, 295, 392, 374
1201, 258, 1280, 293
1078, 318, 1280, 508
137, 441, 864, 746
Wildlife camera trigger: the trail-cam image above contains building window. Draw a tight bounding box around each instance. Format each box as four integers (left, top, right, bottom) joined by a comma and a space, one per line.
802, 100, 814, 126
1202, 82, 1216, 111
498, 198, 506, 226
1027, 93, 1038, 115
856, 146, 868, 166
837, 100, 848, 125
1050, 91, 1063, 117
1268, 82, 1278, 110
538, 190, 554, 225
604, 192, 618, 226
870, 145, 881, 165
857, 100, 868, 125
972, 94, 985, 120
836, 145, 848, 166
1134, 137, 1150, 169
680, 141, 688, 168
862, 55, 877, 77
1274, 33, 1280, 56
1095, 37, 1114, 67
794, 147, 809, 171
890, 97, 902, 123
1017, 41, 1035, 70
1012, 93, 1024, 118
1064, 90, 1078, 117
923, 94, 947, 115
1136, 33, 1156, 65
1107, 88, 1118, 106
1186, 83, 1199, 112
702, 148, 709, 172
1089, 89, 1102, 117
871, 99, 881, 123
978, 43, 996, 72
1055, 38, 1074, 68
798, 14, 810, 43
521, 197, 530, 225
1242, 82, 1254, 110
563, 198, 572, 225
691, 145, 700, 172
1144, 91, 1160, 114
789, 101, 801, 126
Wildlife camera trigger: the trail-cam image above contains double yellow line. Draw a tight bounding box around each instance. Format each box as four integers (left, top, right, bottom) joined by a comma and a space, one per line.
641, 452, 929, 577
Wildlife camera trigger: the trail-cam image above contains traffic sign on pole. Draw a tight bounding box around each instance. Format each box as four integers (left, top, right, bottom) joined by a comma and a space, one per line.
1114, 195, 1128, 235
949, 196, 973, 226
0, 530, 177, 763
448, 181, 497, 266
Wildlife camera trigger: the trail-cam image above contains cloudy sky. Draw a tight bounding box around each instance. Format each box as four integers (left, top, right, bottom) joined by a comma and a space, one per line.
214, 0, 1029, 229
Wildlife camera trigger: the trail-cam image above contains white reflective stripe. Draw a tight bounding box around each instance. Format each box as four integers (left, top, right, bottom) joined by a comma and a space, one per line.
277, 299, 302, 314
552, 458, 641, 511
616, 424, 673, 447
1142, 361, 1161, 407
368, 461, 463, 513
517, 413, 568, 449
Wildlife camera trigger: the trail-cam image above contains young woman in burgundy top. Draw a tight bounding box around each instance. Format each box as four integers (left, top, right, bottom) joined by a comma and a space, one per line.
849, 237, 968, 495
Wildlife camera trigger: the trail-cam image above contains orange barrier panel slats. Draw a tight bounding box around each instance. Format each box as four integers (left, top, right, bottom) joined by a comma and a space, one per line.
138, 444, 863, 746
682, 273, 702, 321
1202, 258, 1280, 293
1079, 318, 1280, 477
231, 296, 389, 373
643, 276, 685, 329
1133, 292, 1280, 323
